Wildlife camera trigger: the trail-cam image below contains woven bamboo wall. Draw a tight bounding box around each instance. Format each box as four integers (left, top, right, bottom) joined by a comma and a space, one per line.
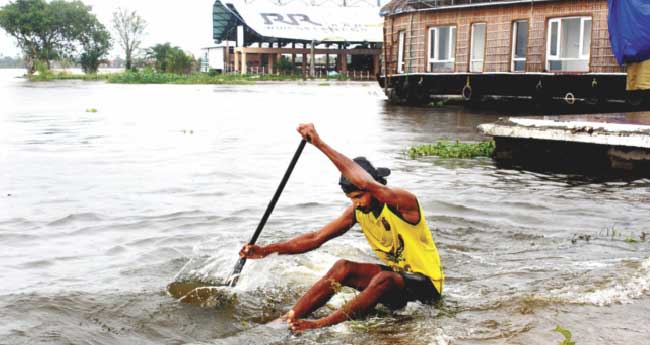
383, 0, 622, 75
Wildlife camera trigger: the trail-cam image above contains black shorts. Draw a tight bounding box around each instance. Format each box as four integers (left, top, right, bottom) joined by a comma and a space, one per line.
379, 265, 441, 308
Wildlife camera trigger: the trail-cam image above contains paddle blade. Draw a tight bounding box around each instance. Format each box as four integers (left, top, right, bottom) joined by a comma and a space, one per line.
167, 281, 237, 308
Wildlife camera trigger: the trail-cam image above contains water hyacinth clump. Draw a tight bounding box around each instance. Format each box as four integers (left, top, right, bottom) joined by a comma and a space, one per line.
407, 140, 495, 159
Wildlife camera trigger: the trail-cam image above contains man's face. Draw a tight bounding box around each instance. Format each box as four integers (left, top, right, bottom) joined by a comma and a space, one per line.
346, 190, 372, 212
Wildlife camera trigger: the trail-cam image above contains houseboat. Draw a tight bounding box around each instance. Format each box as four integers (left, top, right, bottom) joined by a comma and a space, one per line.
378, 0, 648, 107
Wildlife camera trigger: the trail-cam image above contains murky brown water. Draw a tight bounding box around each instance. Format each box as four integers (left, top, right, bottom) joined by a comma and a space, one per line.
1, 69, 649, 345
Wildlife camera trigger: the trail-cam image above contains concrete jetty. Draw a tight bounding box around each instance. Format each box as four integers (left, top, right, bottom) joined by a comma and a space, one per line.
478, 112, 650, 174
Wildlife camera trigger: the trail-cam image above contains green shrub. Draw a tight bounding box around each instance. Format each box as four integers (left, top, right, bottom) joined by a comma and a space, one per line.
277, 56, 296, 74
146, 43, 196, 75
30, 60, 52, 81
106, 71, 256, 84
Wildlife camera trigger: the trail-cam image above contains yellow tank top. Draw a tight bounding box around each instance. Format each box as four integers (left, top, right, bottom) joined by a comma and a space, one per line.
355, 202, 444, 293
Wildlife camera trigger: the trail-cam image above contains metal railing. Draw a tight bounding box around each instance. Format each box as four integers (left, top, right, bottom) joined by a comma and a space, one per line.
223, 65, 376, 80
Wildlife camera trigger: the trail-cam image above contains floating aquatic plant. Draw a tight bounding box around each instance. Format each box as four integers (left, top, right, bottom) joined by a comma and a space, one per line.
406, 140, 495, 159
595, 226, 647, 243
427, 100, 448, 107
554, 325, 576, 345
570, 233, 591, 244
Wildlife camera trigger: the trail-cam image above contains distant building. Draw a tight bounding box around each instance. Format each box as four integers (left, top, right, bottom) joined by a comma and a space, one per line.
207, 0, 390, 77
201, 44, 229, 72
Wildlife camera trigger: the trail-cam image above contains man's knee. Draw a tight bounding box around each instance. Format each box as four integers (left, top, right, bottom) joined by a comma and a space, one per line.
325, 259, 353, 280
368, 271, 403, 291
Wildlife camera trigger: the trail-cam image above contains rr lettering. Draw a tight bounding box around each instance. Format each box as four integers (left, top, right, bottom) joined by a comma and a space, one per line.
261, 13, 322, 26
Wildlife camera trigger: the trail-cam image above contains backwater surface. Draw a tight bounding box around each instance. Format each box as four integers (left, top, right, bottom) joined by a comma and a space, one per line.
1, 69, 649, 344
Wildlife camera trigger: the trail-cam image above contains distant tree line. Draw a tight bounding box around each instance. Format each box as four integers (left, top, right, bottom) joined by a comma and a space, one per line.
0, 0, 198, 76
146, 43, 196, 74
0, 55, 25, 68
0, 0, 110, 73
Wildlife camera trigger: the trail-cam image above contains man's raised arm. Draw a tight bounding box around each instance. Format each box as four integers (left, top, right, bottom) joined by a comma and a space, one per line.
296, 123, 420, 223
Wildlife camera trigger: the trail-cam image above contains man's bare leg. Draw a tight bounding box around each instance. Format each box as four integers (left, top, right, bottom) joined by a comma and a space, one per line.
289, 270, 406, 332
284, 260, 383, 322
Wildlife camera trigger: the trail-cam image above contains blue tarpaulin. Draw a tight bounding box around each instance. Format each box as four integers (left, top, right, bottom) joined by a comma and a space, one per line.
608, 0, 650, 65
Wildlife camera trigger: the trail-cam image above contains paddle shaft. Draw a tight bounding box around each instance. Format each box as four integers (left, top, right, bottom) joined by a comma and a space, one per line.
226, 139, 308, 287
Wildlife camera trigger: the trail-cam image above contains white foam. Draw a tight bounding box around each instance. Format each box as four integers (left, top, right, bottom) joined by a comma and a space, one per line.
330, 323, 351, 334
328, 291, 358, 309
561, 256, 650, 306
429, 328, 454, 345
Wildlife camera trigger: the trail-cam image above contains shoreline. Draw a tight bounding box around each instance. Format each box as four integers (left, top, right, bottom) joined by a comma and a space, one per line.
18, 69, 378, 85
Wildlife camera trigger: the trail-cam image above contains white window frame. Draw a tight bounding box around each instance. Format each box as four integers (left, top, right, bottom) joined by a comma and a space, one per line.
397, 31, 405, 74
427, 26, 456, 72
546, 16, 592, 71
470, 23, 486, 73
511, 20, 528, 72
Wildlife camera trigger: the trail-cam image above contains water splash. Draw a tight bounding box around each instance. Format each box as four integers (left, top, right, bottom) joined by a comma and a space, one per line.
566, 256, 650, 306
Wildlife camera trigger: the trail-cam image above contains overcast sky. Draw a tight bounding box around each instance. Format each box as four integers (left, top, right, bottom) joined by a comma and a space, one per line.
0, 0, 216, 58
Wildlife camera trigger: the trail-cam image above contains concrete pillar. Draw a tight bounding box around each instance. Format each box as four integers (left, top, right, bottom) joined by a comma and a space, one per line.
241, 50, 247, 75
291, 43, 296, 73
277, 53, 282, 75
224, 42, 230, 72
301, 53, 307, 77
340, 54, 348, 73
326, 53, 330, 71
268, 53, 275, 75
309, 41, 316, 78
234, 51, 240, 73
373, 54, 380, 76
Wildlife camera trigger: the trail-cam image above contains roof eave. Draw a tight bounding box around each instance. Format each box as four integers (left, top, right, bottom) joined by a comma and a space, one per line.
383, 0, 565, 17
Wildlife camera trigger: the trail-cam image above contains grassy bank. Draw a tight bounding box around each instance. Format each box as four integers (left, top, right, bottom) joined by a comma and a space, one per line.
407, 140, 495, 159
27, 70, 354, 84
29, 71, 110, 81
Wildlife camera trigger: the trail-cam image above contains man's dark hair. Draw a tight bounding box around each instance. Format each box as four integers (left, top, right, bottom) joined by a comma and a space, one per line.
339, 157, 391, 194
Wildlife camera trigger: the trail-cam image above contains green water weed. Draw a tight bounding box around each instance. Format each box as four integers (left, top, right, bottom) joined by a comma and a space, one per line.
570, 233, 591, 244
329, 279, 344, 293
553, 325, 575, 345
406, 140, 495, 159
427, 100, 448, 107
597, 226, 646, 243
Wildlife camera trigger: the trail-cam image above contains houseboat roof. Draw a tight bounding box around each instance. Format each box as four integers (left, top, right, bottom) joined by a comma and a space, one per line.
380, 0, 562, 16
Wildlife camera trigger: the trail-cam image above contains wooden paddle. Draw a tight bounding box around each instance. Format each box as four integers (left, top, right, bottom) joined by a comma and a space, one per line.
224, 138, 308, 287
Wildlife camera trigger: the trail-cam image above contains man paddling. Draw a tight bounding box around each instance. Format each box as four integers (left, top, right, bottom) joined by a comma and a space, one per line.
239, 123, 444, 332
